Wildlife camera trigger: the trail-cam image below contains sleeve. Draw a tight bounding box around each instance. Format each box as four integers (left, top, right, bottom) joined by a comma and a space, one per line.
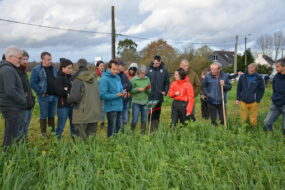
228, 73, 238, 80
130, 79, 139, 94
99, 78, 120, 101
224, 75, 232, 91
54, 77, 68, 97
236, 76, 242, 100
3, 71, 26, 107
193, 74, 201, 97
30, 68, 42, 96
186, 83, 194, 115
67, 79, 84, 104
256, 77, 265, 103
168, 82, 176, 98
124, 77, 132, 92
163, 69, 170, 94
202, 76, 209, 97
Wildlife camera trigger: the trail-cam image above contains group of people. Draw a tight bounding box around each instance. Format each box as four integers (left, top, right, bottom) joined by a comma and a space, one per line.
1, 46, 285, 150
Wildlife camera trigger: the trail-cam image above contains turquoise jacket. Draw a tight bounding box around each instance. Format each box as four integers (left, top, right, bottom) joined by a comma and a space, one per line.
99, 70, 123, 112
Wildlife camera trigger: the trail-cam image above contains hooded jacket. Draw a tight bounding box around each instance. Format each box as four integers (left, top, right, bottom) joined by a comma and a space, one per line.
272, 73, 285, 107
0, 61, 27, 111
67, 70, 101, 124
99, 69, 123, 112
237, 72, 265, 103
146, 61, 170, 102
168, 79, 195, 115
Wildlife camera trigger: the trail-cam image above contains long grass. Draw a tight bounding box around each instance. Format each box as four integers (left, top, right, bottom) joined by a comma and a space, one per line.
0, 83, 285, 189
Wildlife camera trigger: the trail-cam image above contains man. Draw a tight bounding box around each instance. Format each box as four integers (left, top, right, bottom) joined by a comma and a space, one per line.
202, 62, 232, 126
236, 63, 265, 127
30, 52, 58, 138
180, 59, 201, 121
118, 61, 132, 128
0, 46, 26, 149
67, 59, 101, 139
17, 50, 35, 139
100, 59, 125, 137
264, 58, 285, 135
146, 55, 170, 131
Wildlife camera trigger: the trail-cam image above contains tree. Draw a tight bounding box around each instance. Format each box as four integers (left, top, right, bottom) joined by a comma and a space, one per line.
140, 39, 178, 72
255, 34, 273, 57
117, 39, 141, 63
195, 45, 213, 57
273, 31, 285, 61
256, 64, 273, 75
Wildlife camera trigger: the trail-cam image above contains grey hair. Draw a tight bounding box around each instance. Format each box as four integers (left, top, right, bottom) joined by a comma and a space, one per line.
5, 46, 23, 58
211, 62, 222, 69
248, 63, 257, 68
181, 59, 189, 64
137, 64, 147, 74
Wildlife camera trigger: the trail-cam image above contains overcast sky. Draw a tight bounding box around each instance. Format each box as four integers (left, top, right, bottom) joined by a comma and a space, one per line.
0, 0, 284, 63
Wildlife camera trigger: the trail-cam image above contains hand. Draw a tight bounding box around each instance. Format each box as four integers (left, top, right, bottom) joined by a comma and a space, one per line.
201, 95, 206, 100
138, 88, 145, 92
175, 91, 180, 96
235, 100, 240, 105
161, 91, 166, 95
220, 80, 225, 86
186, 113, 191, 116
64, 87, 68, 91
117, 92, 124, 97
41, 93, 46, 97
238, 71, 244, 75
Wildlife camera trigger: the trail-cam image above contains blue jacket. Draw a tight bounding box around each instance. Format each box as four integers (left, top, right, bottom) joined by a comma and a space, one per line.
99, 70, 123, 112
30, 64, 57, 97
272, 73, 285, 107
202, 71, 232, 105
237, 72, 265, 103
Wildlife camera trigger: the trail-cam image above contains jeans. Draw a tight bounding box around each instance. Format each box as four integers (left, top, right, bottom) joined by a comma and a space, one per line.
264, 103, 285, 131
106, 111, 122, 137
131, 103, 147, 126
22, 109, 32, 137
122, 98, 130, 125
38, 95, 57, 119
2, 109, 24, 148
56, 107, 75, 139
207, 102, 225, 126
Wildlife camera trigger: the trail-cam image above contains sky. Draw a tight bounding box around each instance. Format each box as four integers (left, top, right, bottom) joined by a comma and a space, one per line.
0, 0, 284, 63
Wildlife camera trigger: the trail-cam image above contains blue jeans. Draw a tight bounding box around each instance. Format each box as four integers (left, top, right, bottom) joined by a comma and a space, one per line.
122, 98, 130, 125
131, 103, 147, 125
264, 103, 285, 132
56, 107, 75, 139
38, 95, 57, 119
106, 111, 122, 137
21, 109, 32, 137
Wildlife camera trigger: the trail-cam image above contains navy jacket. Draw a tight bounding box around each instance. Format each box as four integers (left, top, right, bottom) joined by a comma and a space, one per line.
237, 72, 265, 103
272, 73, 285, 107
202, 71, 232, 105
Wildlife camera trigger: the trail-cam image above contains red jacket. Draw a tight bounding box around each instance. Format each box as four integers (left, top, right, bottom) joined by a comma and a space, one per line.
95, 68, 102, 77
168, 79, 194, 115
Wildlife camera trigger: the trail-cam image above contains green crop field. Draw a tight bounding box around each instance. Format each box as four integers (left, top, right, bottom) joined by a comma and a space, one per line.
0, 83, 285, 189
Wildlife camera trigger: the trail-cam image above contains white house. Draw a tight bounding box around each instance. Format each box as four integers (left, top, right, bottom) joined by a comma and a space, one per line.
255, 54, 274, 66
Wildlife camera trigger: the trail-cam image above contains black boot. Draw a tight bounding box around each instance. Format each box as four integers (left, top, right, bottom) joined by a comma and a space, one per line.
131, 124, 136, 131
40, 119, 47, 138
141, 123, 146, 134
48, 117, 55, 132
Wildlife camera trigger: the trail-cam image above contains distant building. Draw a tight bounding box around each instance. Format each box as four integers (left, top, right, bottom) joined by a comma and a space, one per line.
209, 51, 234, 67
254, 54, 274, 67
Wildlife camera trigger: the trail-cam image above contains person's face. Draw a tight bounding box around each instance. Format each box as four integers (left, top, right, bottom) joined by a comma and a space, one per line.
118, 65, 125, 72
180, 61, 189, 72
42, 55, 52, 67
275, 63, 285, 74
62, 64, 73, 75
98, 63, 105, 72
210, 65, 220, 76
20, 56, 29, 67
8, 53, 22, 67
110, 64, 120, 75
153, 59, 161, 68
138, 72, 145, 78
129, 69, 135, 75
174, 71, 181, 81
248, 65, 256, 75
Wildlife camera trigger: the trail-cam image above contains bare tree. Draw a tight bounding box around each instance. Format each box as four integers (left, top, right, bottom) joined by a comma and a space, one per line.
273, 31, 285, 61
255, 34, 273, 57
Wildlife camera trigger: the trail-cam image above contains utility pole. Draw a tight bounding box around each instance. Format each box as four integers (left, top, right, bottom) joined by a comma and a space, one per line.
244, 36, 247, 71
282, 48, 284, 58
111, 6, 116, 59
234, 35, 238, 74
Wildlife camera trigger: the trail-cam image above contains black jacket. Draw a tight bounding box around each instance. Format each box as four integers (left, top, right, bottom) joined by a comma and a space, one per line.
146, 62, 170, 102
237, 72, 265, 103
55, 71, 73, 108
17, 68, 35, 110
272, 73, 285, 107
119, 71, 132, 103
0, 61, 27, 111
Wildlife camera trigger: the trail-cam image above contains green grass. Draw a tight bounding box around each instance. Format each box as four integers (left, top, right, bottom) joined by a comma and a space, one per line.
1, 83, 285, 189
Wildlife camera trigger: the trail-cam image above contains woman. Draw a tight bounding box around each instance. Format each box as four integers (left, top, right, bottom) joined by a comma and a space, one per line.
168, 68, 194, 126
55, 58, 76, 139
130, 65, 151, 134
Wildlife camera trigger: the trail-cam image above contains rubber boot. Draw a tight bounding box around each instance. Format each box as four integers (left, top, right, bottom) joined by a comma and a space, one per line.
40, 119, 47, 138
48, 117, 55, 132
141, 123, 146, 134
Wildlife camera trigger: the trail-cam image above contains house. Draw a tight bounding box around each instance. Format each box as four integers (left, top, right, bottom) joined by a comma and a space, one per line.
209, 51, 234, 68
254, 54, 274, 67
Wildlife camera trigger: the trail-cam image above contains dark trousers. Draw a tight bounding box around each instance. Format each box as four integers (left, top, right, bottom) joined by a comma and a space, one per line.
207, 102, 225, 126
171, 100, 188, 126
201, 98, 209, 119
2, 110, 24, 149
106, 111, 123, 137
74, 123, 97, 140
149, 102, 162, 121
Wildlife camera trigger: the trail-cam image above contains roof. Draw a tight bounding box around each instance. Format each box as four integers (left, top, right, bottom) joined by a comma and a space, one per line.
211, 51, 235, 64
262, 55, 274, 65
